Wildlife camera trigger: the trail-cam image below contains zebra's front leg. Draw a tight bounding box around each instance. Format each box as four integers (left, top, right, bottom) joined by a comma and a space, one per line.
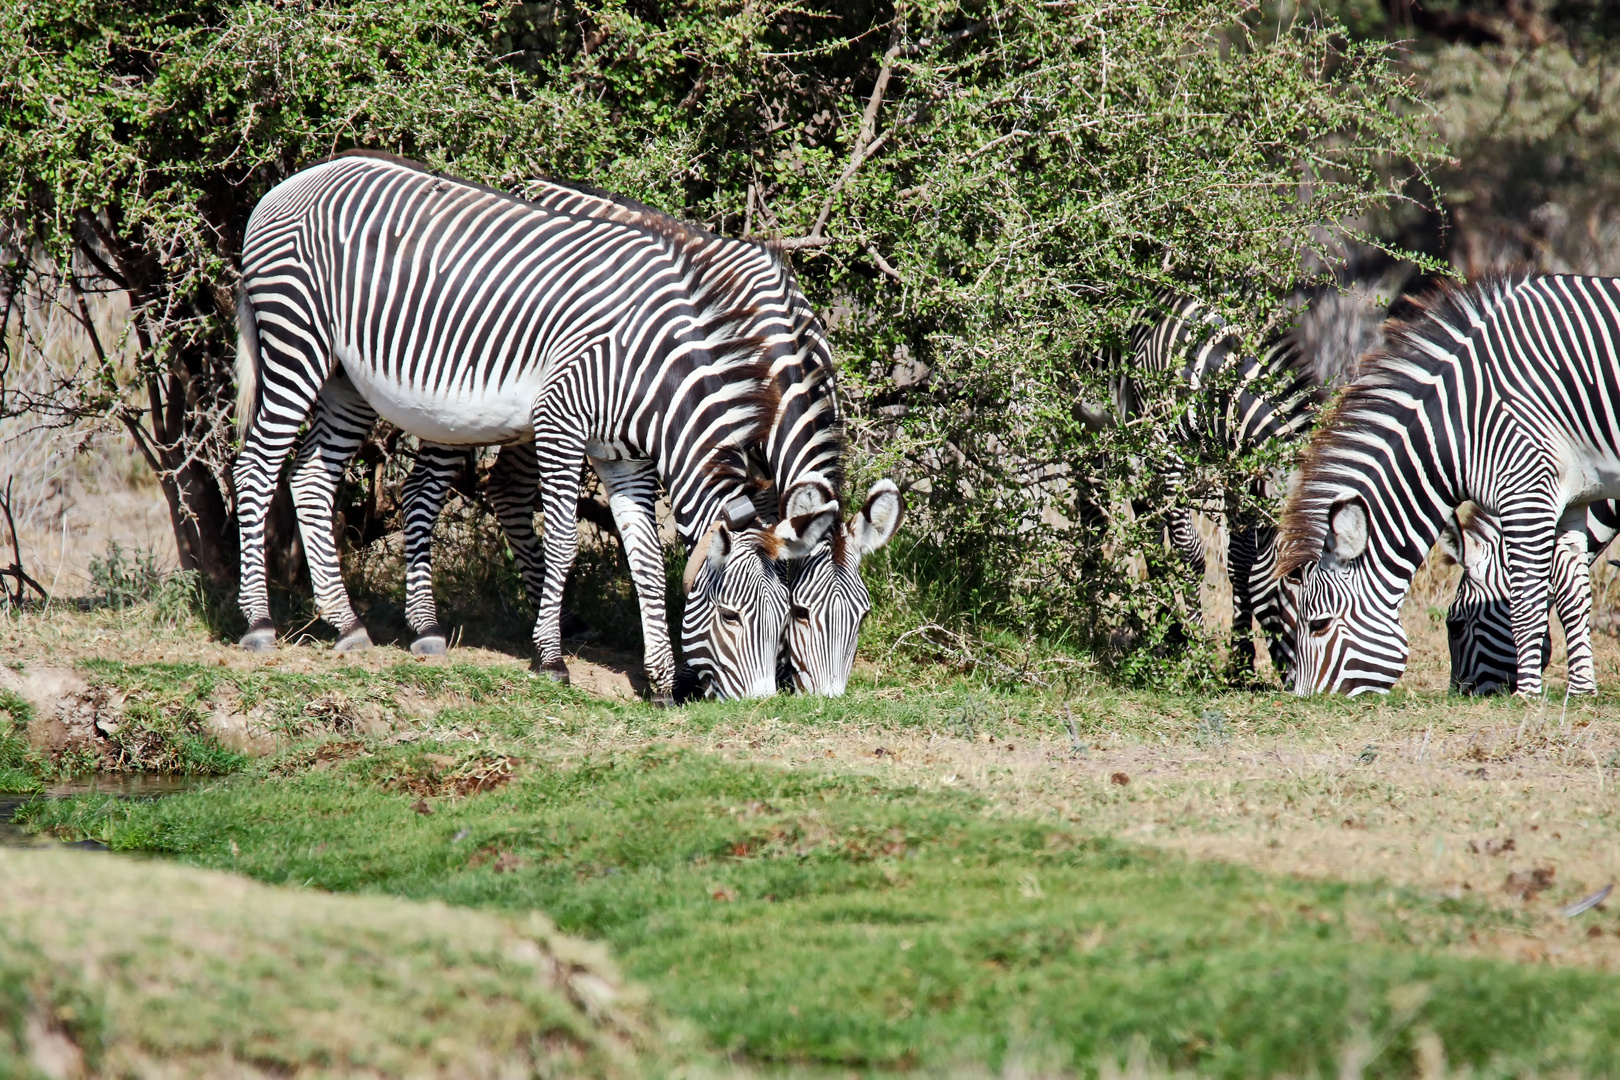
286, 377, 380, 652
400, 444, 471, 656
592, 457, 675, 705
1552, 526, 1598, 695
1503, 507, 1558, 697
489, 443, 545, 610
1226, 522, 1260, 681
531, 432, 588, 683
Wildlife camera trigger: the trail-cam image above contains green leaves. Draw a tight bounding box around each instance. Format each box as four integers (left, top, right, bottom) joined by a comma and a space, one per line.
1, 0, 1442, 665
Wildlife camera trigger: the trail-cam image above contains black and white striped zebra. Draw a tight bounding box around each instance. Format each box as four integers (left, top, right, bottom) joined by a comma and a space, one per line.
1442, 500, 1618, 694
234, 152, 838, 701
281, 169, 900, 696
1276, 272, 1620, 696
1104, 290, 1321, 676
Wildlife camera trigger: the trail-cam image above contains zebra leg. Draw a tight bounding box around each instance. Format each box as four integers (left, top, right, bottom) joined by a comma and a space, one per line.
1226, 523, 1259, 681
286, 376, 378, 652
530, 422, 587, 684
488, 443, 545, 611
1166, 505, 1208, 580
1552, 526, 1598, 695
233, 305, 336, 652
1501, 501, 1560, 696
593, 457, 675, 705
400, 443, 471, 656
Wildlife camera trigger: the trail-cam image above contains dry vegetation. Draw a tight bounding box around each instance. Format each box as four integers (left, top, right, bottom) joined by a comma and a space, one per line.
0, 846, 662, 1078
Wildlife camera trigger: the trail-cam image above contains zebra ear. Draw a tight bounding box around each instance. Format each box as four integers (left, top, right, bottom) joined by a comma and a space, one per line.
774, 481, 838, 559
683, 520, 731, 594
849, 479, 903, 559
1327, 498, 1369, 563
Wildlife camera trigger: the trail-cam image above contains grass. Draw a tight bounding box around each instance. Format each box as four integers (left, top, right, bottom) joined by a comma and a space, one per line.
9, 577, 1620, 1076
0, 845, 661, 1079
21, 724, 1620, 1077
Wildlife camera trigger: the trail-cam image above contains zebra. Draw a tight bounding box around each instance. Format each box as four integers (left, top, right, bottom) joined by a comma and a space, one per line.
234, 151, 840, 701
1094, 290, 1323, 677
1275, 272, 1620, 696
522, 176, 905, 695
281, 170, 900, 696
1442, 500, 1618, 694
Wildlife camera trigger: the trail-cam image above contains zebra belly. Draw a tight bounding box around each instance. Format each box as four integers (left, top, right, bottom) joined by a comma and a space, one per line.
340, 358, 539, 446
1556, 442, 1620, 508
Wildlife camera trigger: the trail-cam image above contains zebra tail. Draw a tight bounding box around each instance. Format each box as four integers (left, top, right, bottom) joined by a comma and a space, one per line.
234, 286, 260, 443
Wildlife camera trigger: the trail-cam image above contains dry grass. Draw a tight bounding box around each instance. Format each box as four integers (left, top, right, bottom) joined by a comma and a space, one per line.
0, 290, 179, 600
0, 846, 661, 1079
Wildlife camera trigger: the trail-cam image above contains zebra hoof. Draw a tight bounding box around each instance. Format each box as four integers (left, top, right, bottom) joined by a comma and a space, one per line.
334, 624, 373, 654
239, 624, 277, 652
530, 658, 570, 684
411, 634, 448, 657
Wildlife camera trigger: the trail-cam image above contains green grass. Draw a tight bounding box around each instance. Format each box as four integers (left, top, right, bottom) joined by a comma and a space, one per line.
21, 731, 1620, 1077
0, 688, 43, 794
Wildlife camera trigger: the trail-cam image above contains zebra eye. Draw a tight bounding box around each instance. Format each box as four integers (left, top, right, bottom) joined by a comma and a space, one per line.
791, 604, 810, 622
718, 606, 743, 626
1308, 616, 1332, 636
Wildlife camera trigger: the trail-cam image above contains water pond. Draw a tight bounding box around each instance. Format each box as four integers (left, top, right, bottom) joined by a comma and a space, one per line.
0, 774, 201, 849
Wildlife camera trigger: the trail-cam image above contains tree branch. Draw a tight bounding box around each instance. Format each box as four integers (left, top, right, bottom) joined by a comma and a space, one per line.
806, 37, 903, 242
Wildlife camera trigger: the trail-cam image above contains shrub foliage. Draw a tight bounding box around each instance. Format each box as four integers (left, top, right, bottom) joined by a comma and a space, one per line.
0, 0, 1438, 664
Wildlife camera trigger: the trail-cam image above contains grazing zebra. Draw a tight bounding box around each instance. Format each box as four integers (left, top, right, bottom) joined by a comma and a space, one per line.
1102, 290, 1322, 677
524, 176, 905, 694
1442, 501, 1618, 694
1276, 272, 1620, 696
283, 171, 900, 696
235, 151, 839, 701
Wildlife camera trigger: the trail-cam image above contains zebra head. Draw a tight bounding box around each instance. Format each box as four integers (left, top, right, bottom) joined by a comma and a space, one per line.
785, 479, 904, 696
681, 500, 838, 700
1284, 497, 1409, 695
1440, 508, 1548, 694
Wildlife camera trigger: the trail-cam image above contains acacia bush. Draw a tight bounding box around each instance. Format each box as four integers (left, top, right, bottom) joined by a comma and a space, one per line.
0, 0, 1439, 670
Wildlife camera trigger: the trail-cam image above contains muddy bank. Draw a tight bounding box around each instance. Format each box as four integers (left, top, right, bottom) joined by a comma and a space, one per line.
0, 649, 644, 773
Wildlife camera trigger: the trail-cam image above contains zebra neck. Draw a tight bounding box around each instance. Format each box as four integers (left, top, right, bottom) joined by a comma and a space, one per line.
1283, 366, 1464, 595
760, 325, 844, 515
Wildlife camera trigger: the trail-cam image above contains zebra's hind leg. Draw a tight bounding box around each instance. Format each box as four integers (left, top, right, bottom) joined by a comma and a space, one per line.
400, 444, 470, 657
1552, 526, 1598, 694
287, 377, 378, 653
233, 299, 336, 652
593, 457, 675, 705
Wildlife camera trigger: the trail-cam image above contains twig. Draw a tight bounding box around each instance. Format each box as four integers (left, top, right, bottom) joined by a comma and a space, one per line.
865, 244, 903, 281
0, 478, 47, 607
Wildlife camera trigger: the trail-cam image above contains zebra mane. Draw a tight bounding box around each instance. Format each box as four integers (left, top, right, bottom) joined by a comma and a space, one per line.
1274, 269, 1533, 580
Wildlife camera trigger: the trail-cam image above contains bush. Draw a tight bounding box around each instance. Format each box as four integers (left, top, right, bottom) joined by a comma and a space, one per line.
1, 0, 1441, 672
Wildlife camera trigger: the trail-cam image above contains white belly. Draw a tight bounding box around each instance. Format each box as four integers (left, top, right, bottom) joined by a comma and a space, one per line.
341, 357, 538, 445
1558, 441, 1620, 507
